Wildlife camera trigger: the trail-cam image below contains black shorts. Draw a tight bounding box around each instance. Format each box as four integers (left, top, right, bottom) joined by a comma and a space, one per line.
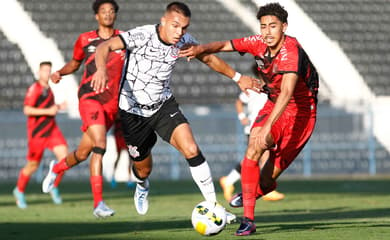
119, 97, 188, 161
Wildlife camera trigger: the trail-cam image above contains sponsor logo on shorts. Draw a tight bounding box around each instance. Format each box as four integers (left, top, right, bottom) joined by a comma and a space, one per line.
91, 111, 99, 120
127, 145, 140, 158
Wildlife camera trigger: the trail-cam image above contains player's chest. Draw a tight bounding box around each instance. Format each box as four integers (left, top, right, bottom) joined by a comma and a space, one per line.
137, 42, 180, 64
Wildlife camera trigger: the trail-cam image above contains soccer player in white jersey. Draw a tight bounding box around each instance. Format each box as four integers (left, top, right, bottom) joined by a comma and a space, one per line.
91, 1, 260, 220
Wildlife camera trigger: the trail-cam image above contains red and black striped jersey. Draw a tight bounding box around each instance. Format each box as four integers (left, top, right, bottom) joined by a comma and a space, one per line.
24, 82, 56, 139
73, 29, 125, 108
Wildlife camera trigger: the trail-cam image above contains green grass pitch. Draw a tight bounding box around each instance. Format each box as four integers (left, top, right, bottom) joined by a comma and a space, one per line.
1, 178, 390, 240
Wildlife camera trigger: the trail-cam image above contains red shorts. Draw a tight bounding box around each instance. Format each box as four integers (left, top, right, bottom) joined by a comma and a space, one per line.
252, 102, 317, 170
79, 99, 117, 132
27, 125, 67, 162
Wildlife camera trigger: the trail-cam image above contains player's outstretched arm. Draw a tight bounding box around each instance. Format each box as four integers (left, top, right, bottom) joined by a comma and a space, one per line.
51, 59, 82, 84
196, 53, 261, 94
92, 36, 124, 93
23, 105, 58, 117
179, 41, 233, 61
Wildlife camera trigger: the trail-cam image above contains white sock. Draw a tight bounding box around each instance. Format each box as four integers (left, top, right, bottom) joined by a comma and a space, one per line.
129, 168, 149, 189
189, 161, 216, 203
225, 169, 241, 186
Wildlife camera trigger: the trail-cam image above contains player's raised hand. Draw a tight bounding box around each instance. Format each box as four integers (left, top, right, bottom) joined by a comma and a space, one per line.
50, 71, 62, 84
179, 45, 203, 61
237, 75, 262, 94
91, 69, 109, 93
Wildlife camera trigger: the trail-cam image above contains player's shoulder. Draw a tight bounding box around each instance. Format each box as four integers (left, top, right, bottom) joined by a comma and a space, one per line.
25, 81, 41, 97
78, 30, 98, 41
284, 35, 302, 50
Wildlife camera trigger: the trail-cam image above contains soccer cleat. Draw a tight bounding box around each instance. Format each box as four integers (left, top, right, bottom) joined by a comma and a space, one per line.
93, 201, 115, 218
225, 209, 237, 224
219, 176, 235, 201
262, 190, 285, 201
13, 187, 27, 209
229, 192, 243, 208
42, 160, 58, 193
235, 217, 256, 236
134, 180, 149, 215
50, 187, 62, 205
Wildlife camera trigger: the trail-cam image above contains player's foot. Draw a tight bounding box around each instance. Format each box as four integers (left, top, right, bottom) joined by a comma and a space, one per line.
93, 201, 115, 218
235, 217, 256, 236
50, 187, 62, 205
13, 187, 27, 209
262, 190, 285, 201
219, 176, 235, 201
134, 180, 149, 215
110, 178, 117, 189
225, 210, 237, 224
229, 192, 243, 208
42, 160, 58, 193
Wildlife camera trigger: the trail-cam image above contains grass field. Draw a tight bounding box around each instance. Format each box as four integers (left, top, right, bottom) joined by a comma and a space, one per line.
1, 178, 390, 240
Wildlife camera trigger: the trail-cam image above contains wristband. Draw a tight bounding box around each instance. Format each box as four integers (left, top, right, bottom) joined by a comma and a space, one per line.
232, 72, 241, 82
238, 112, 246, 120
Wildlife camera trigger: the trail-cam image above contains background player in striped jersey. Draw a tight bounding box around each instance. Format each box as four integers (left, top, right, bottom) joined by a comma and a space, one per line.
91, 1, 260, 220
42, 0, 124, 218
180, 2, 319, 236
13, 61, 68, 209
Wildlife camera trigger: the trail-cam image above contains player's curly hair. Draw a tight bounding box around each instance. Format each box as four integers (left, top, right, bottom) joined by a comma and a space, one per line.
92, 0, 119, 14
166, 2, 191, 17
256, 3, 288, 23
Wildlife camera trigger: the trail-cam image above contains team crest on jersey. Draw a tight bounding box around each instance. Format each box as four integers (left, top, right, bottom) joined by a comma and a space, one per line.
132, 32, 145, 41
127, 145, 140, 158
170, 45, 179, 58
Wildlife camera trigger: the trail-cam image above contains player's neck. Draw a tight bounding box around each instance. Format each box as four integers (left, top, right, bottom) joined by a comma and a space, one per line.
37, 79, 49, 88
97, 26, 115, 40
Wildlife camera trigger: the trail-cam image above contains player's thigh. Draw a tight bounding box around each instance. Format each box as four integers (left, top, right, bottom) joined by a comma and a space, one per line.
169, 123, 199, 157
27, 138, 46, 162
119, 109, 157, 161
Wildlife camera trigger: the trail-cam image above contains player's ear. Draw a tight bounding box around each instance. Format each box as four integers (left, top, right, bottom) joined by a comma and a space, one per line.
95, 14, 99, 21
161, 16, 166, 26
282, 22, 288, 33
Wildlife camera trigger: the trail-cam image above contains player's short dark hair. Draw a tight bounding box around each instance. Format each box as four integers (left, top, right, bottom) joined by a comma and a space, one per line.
92, 0, 119, 14
256, 2, 288, 23
166, 2, 191, 18
39, 61, 52, 67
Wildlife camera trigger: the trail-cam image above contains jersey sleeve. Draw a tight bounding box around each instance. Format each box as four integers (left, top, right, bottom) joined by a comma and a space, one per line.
119, 27, 149, 51
24, 84, 39, 107
231, 35, 265, 56
73, 34, 85, 61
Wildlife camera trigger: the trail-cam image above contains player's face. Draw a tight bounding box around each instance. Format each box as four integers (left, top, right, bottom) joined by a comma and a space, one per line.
39, 64, 51, 82
160, 11, 190, 45
95, 3, 116, 27
260, 15, 287, 51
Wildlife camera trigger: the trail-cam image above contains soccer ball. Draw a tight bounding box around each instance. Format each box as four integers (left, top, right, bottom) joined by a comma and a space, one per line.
191, 201, 227, 236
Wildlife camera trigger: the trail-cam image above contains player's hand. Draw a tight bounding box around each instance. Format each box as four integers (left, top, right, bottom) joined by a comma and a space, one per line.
91, 69, 109, 93
50, 71, 62, 84
179, 45, 203, 61
47, 105, 59, 116
237, 75, 262, 94
251, 125, 273, 150
57, 102, 67, 111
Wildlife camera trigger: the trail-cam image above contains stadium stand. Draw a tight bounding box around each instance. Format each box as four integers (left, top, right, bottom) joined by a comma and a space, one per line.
0, 31, 34, 110
296, 0, 390, 96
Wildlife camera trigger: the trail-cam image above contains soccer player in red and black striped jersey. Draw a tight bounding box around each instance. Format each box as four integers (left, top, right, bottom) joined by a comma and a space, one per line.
41, 0, 124, 218
13, 61, 68, 209
180, 2, 319, 236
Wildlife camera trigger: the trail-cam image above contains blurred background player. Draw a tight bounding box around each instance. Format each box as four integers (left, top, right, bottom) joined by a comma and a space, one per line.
91, 1, 259, 220
219, 64, 284, 202
13, 61, 68, 209
41, 0, 124, 218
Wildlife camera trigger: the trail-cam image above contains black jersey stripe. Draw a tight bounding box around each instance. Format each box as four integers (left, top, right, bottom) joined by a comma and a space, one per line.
31, 117, 54, 138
